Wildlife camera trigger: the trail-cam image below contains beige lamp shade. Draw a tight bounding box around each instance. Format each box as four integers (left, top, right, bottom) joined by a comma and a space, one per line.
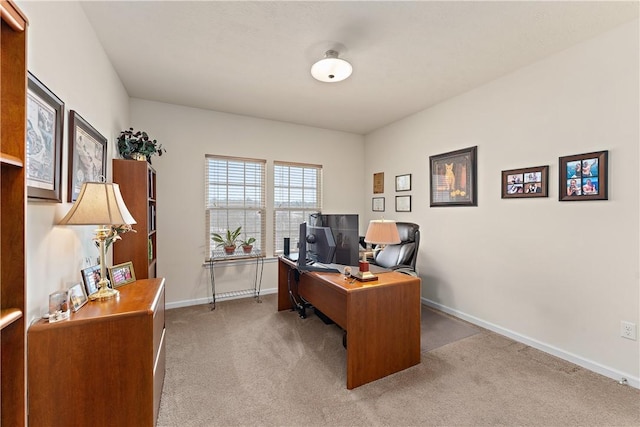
59, 182, 136, 226
364, 219, 401, 245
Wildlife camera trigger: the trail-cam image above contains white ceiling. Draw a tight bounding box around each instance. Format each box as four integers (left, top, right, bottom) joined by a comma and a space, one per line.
80, 1, 639, 135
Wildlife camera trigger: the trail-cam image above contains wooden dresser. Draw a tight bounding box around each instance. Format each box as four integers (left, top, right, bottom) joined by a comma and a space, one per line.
27, 278, 166, 427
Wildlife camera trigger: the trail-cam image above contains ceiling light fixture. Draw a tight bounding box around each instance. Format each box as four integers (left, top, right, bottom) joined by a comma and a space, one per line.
311, 49, 352, 83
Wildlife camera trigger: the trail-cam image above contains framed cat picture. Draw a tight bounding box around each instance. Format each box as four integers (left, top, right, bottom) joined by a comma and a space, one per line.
429, 146, 477, 207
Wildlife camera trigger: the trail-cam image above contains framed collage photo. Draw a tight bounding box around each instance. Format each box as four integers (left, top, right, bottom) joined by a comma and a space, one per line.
372, 197, 385, 212
26, 72, 64, 202
68, 110, 107, 202
502, 166, 549, 199
108, 261, 136, 288
430, 146, 477, 207
559, 150, 608, 201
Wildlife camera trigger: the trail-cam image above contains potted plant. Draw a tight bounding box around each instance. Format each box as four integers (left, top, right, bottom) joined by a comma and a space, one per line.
117, 127, 166, 163
211, 226, 242, 255
240, 236, 256, 253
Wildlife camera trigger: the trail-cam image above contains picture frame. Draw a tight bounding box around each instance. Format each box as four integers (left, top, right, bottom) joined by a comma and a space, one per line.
395, 174, 411, 192
372, 197, 385, 212
68, 110, 107, 202
26, 72, 64, 202
502, 165, 549, 199
108, 261, 136, 288
395, 195, 412, 212
81, 265, 103, 296
559, 150, 608, 201
48, 290, 70, 323
430, 146, 477, 207
68, 283, 88, 312
373, 172, 384, 194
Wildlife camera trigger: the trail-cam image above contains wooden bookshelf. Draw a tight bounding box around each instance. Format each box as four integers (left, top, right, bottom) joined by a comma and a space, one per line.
112, 159, 157, 279
0, 1, 28, 425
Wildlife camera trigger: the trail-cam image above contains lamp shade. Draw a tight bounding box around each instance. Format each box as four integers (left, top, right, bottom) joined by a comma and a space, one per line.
59, 182, 136, 226
364, 219, 401, 245
311, 50, 352, 83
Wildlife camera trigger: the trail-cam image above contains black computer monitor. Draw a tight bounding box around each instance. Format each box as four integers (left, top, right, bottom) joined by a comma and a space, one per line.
306, 225, 336, 264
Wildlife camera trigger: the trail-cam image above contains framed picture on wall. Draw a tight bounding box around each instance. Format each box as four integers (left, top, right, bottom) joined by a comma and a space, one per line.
395, 174, 411, 192
26, 72, 64, 202
372, 197, 385, 212
559, 150, 608, 201
373, 172, 384, 194
395, 195, 411, 212
501, 165, 549, 199
429, 146, 477, 207
68, 110, 107, 202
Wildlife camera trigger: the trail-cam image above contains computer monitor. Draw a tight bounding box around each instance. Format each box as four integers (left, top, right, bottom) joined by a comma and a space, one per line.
317, 214, 359, 266
306, 225, 336, 263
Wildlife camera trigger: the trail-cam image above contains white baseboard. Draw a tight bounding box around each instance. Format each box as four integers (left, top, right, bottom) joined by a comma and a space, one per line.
422, 298, 639, 390
166, 287, 278, 310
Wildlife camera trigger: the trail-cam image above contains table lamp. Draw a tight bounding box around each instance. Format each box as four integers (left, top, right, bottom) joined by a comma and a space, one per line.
354, 219, 401, 282
59, 181, 136, 300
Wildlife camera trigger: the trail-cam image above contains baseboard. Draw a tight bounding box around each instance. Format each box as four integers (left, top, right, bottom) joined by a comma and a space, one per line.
422, 298, 640, 390
166, 287, 278, 310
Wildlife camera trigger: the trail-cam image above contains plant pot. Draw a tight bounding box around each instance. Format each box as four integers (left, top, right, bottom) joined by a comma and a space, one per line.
223, 246, 236, 255
242, 245, 253, 254
131, 152, 146, 161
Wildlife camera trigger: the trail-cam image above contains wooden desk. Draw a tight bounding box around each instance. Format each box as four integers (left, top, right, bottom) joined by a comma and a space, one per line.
28, 278, 166, 427
278, 257, 421, 389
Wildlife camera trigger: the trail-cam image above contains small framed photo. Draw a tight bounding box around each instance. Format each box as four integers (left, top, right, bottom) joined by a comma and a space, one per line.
502, 166, 549, 199
26, 72, 64, 202
48, 290, 70, 323
81, 265, 102, 296
430, 146, 477, 207
373, 172, 384, 194
559, 150, 608, 201
68, 283, 88, 312
396, 195, 412, 212
68, 110, 107, 202
108, 261, 136, 288
372, 197, 385, 212
395, 174, 411, 192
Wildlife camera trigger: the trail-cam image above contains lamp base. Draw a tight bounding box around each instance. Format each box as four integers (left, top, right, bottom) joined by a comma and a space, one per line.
89, 286, 119, 301
353, 270, 378, 282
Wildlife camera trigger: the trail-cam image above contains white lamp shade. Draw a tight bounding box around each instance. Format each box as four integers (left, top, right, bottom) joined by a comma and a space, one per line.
364, 219, 401, 245
311, 50, 352, 83
59, 182, 136, 226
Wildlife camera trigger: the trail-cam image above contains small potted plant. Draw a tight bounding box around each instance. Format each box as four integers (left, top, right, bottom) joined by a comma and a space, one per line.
211, 226, 242, 255
240, 236, 256, 254
117, 127, 166, 164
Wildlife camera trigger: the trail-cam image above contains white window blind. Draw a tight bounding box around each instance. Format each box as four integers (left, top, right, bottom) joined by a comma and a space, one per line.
205, 155, 266, 259
273, 161, 323, 256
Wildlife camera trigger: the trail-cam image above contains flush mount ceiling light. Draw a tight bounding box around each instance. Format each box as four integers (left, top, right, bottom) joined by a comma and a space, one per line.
311, 49, 352, 83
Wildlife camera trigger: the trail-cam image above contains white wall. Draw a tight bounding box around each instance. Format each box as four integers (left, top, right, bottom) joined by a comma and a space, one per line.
365, 20, 640, 385
18, 0, 130, 322
130, 99, 365, 306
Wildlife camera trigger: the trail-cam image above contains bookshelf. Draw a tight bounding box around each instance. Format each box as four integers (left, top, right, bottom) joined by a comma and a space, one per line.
112, 159, 157, 279
0, 1, 28, 425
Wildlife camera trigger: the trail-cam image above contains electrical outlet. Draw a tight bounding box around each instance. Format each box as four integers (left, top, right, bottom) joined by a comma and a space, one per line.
620, 321, 637, 340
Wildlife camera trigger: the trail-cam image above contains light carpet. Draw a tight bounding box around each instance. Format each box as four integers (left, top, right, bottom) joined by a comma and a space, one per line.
157, 294, 639, 426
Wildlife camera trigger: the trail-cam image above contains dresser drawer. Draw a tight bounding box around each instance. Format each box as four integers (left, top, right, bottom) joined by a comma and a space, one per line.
153, 285, 165, 364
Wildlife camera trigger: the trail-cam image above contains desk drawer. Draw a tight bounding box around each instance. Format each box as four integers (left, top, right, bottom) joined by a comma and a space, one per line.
152, 286, 165, 363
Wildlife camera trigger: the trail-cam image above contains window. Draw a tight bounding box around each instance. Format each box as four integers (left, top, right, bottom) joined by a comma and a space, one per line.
205, 155, 265, 259
273, 161, 323, 256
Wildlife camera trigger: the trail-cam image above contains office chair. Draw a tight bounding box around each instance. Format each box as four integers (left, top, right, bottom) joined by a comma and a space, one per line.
370, 222, 420, 276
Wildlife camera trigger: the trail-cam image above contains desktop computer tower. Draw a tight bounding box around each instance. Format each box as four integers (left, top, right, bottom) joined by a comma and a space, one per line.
316, 214, 359, 266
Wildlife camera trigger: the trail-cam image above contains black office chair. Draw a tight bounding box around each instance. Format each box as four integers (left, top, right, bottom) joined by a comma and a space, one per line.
371, 222, 420, 276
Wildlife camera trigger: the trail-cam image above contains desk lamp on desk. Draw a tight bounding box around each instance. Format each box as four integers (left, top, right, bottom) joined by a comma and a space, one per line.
354, 219, 400, 281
